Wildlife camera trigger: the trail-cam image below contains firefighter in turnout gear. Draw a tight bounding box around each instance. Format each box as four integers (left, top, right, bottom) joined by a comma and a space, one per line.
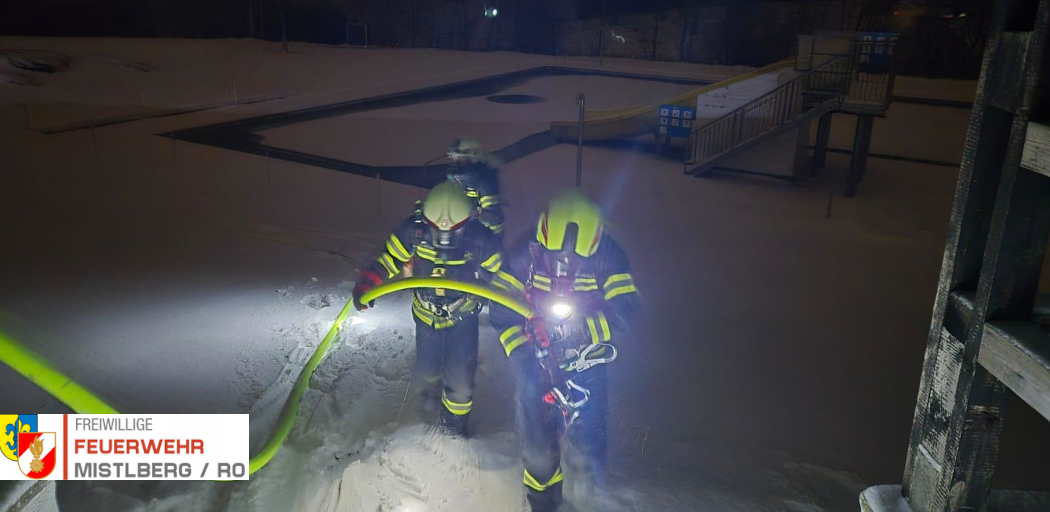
488, 190, 640, 511
352, 181, 511, 436
446, 137, 505, 239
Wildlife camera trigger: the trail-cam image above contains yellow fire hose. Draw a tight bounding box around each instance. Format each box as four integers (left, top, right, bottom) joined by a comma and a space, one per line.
0, 333, 120, 415
0, 277, 532, 476
359, 276, 534, 319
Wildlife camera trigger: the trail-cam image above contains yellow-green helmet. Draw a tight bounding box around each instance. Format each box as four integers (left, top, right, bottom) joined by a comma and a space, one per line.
536, 189, 603, 257
424, 181, 475, 246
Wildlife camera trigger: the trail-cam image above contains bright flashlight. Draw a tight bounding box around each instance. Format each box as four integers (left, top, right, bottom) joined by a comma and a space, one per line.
551, 302, 573, 320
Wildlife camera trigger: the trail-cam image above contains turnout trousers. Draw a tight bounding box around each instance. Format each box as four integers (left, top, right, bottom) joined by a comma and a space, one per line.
520, 364, 608, 511
411, 313, 479, 436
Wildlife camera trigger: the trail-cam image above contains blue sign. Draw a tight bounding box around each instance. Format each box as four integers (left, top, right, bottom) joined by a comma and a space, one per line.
658, 104, 695, 138
858, 32, 898, 67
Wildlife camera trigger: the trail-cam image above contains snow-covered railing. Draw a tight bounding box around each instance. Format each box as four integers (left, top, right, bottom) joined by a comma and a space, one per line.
685, 56, 851, 167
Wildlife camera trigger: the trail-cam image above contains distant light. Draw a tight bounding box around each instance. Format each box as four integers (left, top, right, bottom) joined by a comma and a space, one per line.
484, 6, 498, 17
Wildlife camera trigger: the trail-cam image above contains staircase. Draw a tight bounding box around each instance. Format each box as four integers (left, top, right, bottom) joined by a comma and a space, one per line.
683, 55, 856, 177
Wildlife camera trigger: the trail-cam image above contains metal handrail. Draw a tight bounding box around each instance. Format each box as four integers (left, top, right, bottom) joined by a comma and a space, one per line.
685, 55, 851, 166
705, 55, 849, 129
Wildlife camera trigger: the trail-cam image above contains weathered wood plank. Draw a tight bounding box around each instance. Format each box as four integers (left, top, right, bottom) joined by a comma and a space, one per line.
988, 490, 1050, 511
904, 0, 1050, 509
987, 32, 1031, 112
860, 485, 914, 512
860, 486, 1050, 512
1021, 121, 1050, 178
979, 320, 1050, 421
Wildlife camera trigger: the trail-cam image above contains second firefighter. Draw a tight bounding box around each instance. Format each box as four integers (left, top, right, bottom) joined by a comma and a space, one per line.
352, 181, 512, 436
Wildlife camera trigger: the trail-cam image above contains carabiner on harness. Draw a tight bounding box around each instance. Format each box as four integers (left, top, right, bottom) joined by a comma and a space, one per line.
566, 342, 618, 373
552, 378, 590, 410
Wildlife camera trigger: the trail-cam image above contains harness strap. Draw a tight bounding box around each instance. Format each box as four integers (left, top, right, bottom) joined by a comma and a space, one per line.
526, 242, 544, 294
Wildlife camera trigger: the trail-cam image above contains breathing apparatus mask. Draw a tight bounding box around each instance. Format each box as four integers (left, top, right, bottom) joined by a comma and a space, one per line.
426, 216, 469, 249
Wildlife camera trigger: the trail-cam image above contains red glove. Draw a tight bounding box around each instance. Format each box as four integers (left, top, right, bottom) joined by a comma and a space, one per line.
352, 270, 383, 311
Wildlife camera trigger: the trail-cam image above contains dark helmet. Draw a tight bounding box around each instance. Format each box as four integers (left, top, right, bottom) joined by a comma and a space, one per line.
446, 137, 485, 164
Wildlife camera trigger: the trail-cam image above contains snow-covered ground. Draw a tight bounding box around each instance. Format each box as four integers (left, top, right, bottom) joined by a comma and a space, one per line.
257, 72, 701, 167
3, 38, 1048, 512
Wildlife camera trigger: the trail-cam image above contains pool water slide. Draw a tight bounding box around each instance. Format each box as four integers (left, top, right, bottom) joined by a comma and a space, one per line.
549, 60, 797, 144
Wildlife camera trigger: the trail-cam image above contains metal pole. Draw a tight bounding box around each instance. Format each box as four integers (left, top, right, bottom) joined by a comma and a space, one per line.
280, 12, 288, 53
598, 28, 604, 67
575, 93, 585, 187
376, 172, 382, 215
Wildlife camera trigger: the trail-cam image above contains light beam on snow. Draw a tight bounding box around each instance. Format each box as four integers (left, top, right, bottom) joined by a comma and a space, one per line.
0, 278, 532, 480
600, 153, 636, 217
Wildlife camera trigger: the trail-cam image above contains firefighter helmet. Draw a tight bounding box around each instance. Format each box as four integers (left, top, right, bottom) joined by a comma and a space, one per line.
423, 181, 475, 247
446, 137, 485, 163
536, 189, 603, 258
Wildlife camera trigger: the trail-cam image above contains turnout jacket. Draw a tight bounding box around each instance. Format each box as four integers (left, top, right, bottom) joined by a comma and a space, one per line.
448, 161, 504, 236
488, 232, 641, 358
366, 206, 513, 329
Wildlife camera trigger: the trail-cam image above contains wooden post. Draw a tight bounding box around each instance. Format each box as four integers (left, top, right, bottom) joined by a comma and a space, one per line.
896, 1, 1050, 511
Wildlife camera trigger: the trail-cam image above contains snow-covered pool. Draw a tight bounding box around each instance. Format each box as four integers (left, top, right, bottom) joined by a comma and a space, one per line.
172, 68, 707, 186
11, 38, 1047, 512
